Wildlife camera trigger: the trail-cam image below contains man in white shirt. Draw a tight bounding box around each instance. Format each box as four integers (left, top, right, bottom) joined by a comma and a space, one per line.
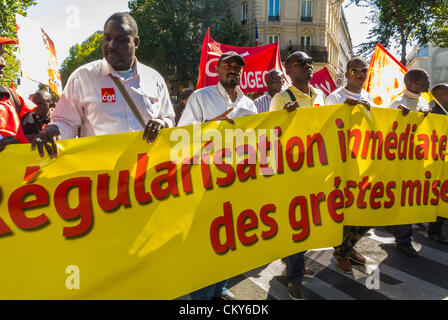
179, 51, 256, 300
32, 12, 175, 158
178, 52, 257, 127
324, 58, 372, 274
387, 68, 431, 258
388, 69, 430, 113
326, 57, 372, 109
253, 69, 284, 113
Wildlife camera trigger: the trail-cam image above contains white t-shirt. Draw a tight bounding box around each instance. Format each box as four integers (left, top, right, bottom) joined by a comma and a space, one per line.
388, 90, 430, 112
326, 87, 372, 105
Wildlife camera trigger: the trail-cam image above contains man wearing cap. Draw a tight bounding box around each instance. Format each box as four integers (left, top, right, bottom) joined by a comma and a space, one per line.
0, 36, 28, 152
32, 12, 175, 158
269, 51, 325, 300
178, 51, 257, 127
178, 51, 256, 300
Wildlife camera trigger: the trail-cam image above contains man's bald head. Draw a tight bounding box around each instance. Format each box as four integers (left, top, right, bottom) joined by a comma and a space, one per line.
404, 68, 430, 94
432, 83, 448, 108
267, 69, 283, 78
404, 69, 428, 86
266, 69, 284, 94
346, 57, 367, 71
104, 12, 138, 37
32, 90, 54, 118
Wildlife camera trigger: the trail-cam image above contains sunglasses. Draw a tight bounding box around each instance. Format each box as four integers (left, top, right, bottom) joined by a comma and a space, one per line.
288, 57, 314, 67
349, 67, 368, 76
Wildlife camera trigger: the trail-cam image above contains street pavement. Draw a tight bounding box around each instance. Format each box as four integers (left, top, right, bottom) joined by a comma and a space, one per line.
180, 223, 448, 300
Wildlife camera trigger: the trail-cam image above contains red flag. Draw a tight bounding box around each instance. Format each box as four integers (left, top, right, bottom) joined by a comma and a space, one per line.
17, 93, 37, 119
0, 99, 28, 143
310, 67, 337, 97
196, 29, 288, 93
364, 43, 407, 108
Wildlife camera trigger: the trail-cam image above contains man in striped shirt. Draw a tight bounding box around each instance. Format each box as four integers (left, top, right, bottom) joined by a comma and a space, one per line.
253, 69, 284, 113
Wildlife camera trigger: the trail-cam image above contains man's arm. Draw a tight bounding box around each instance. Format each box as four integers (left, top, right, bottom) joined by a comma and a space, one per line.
143, 78, 175, 143
0, 135, 20, 152
32, 71, 83, 158
269, 92, 288, 112
155, 79, 175, 129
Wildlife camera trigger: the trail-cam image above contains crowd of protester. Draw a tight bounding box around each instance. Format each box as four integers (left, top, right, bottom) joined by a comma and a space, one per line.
0, 12, 447, 301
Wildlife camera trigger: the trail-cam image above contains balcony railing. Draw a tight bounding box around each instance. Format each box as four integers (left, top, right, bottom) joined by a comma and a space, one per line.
300, 16, 313, 22
268, 15, 280, 21
282, 45, 328, 63
241, 19, 247, 25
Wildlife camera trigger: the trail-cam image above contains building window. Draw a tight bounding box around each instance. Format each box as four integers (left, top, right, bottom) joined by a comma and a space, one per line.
301, 36, 312, 48
242, 2, 248, 25
268, 35, 279, 44
268, 0, 280, 21
301, 0, 313, 22
417, 45, 429, 57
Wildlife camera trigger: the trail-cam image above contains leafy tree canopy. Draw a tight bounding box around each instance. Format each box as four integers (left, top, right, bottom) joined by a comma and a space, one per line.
129, 0, 251, 89
0, 0, 36, 84
348, 0, 448, 65
60, 32, 103, 86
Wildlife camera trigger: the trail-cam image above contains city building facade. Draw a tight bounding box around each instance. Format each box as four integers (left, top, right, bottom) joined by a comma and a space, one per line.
407, 44, 448, 87
229, 0, 353, 80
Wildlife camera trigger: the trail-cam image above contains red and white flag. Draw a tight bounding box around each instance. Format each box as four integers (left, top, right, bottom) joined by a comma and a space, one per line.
364, 43, 407, 108
197, 29, 288, 93
15, 14, 63, 96
310, 67, 337, 97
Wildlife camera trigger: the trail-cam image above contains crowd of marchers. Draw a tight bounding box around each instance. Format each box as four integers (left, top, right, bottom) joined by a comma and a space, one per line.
0, 12, 447, 301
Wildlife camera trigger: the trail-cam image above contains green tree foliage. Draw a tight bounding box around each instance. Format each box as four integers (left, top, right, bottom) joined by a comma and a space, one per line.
129, 0, 251, 88
212, 12, 251, 47
0, 0, 36, 84
60, 32, 103, 86
349, 0, 448, 65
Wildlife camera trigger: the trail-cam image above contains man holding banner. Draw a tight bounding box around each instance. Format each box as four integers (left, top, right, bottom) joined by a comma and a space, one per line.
178, 51, 257, 127
270, 51, 325, 300
387, 69, 431, 257
31, 12, 175, 158
270, 51, 325, 113
326, 57, 372, 110
326, 57, 372, 273
178, 51, 256, 300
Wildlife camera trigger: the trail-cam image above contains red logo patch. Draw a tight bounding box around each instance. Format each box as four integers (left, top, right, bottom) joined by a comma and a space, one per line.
101, 88, 116, 103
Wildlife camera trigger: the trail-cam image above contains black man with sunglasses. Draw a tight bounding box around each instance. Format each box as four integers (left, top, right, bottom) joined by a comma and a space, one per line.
269, 51, 326, 300
324, 58, 373, 274
270, 51, 325, 113
327, 57, 372, 110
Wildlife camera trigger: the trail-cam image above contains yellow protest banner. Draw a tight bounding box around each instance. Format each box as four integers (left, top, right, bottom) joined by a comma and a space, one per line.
344, 107, 448, 225
0, 105, 446, 299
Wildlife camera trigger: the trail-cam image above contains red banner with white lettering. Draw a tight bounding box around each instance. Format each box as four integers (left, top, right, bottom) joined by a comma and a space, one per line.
310, 67, 337, 97
196, 29, 287, 93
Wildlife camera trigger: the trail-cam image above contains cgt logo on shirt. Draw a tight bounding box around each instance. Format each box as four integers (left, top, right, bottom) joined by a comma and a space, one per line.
101, 88, 117, 103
